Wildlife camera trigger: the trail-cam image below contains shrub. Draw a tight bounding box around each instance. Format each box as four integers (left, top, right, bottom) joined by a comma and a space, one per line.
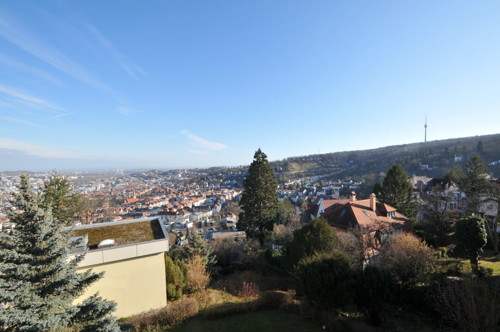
354, 266, 394, 326
476, 266, 493, 278
188, 289, 240, 309
455, 216, 487, 276
186, 254, 211, 293
443, 261, 466, 276
284, 218, 337, 269
297, 251, 354, 309
379, 233, 435, 289
240, 281, 260, 298
211, 239, 242, 268
165, 255, 187, 300
435, 277, 500, 332
166, 298, 199, 326
126, 298, 199, 331
201, 302, 251, 319
256, 290, 294, 309
435, 247, 449, 259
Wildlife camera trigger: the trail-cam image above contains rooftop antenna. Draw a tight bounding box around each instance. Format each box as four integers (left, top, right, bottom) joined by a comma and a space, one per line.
424, 115, 428, 143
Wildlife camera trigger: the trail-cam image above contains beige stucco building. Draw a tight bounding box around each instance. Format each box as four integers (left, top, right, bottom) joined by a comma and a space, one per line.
69, 217, 169, 318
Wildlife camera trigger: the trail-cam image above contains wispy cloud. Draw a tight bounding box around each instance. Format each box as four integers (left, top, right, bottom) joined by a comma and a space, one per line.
84, 24, 146, 80
0, 137, 87, 159
0, 116, 43, 127
53, 112, 74, 119
116, 106, 141, 116
0, 11, 115, 95
0, 85, 63, 111
188, 150, 210, 156
181, 130, 228, 153
0, 54, 63, 86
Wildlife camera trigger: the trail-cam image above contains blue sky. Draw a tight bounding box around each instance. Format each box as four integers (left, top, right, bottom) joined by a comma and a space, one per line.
1, 1, 499, 171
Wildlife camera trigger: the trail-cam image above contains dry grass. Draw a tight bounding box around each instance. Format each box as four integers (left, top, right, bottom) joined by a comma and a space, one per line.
215, 270, 295, 298
73, 219, 164, 248
186, 255, 211, 293
125, 298, 199, 331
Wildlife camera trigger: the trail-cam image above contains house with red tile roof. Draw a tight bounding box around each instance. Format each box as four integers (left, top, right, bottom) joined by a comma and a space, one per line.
311, 192, 412, 261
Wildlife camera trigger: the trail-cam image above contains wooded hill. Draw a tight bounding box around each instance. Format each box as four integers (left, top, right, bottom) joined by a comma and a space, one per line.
270, 133, 500, 183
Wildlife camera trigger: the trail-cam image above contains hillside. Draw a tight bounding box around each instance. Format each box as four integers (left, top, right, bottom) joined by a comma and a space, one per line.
271, 134, 500, 182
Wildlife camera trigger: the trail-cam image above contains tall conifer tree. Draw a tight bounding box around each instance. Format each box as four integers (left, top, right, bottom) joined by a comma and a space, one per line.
0, 175, 119, 332
459, 156, 491, 214
374, 164, 415, 218
238, 149, 279, 240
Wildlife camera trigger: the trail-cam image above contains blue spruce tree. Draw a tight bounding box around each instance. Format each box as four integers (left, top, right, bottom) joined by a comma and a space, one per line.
0, 175, 119, 332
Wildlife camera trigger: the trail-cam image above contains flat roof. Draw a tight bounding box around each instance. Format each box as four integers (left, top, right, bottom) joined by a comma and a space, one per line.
71, 217, 167, 250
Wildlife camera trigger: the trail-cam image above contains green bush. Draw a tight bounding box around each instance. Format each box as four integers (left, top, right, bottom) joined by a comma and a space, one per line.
297, 251, 354, 309
354, 266, 394, 326
476, 266, 493, 278
435, 247, 449, 259
444, 261, 466, 276
165, 255, 187, 300
284, 218, 337, 269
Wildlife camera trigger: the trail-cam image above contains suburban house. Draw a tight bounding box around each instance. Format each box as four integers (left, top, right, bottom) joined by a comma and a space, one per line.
68, 217, 169, 318
309, 192, 412, 260
417, 178, 499, 233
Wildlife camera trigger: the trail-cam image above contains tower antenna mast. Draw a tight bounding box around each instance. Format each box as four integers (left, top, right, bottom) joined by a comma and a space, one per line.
424, 115, 428, 143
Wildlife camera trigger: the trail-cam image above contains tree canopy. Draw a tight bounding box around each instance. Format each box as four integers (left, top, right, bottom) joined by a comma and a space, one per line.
42, 172, 83, 226
374, 164, 415, 218
284, 217, 337, 268
0, 175, 119, 332
459, 156, 491, 214
455, 216, 487, 275
238, 149, 279, 240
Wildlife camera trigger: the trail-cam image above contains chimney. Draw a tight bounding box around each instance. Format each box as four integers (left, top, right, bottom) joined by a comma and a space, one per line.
370, 193, 376, 211
350, 191, 357, 202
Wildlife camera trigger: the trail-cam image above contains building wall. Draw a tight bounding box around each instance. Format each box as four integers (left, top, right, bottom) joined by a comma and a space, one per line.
76, 252, 167, 318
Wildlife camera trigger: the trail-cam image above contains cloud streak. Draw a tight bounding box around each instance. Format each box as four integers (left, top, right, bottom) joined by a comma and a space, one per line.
0, 137, 87, 159
0, 116, 43, 127
181, 130, 228, 153
0, 10, 115, 95
84, 24, 146, 80
0, 85, 63, 111
0, 54, 63, 86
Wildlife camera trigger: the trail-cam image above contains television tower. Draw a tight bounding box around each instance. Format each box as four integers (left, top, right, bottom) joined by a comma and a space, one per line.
424, 115, 428, 143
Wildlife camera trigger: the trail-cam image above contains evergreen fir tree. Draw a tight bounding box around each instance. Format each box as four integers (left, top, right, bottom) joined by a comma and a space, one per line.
374, 164, 415, 218
459, 156, 491, 214
165, 255, 187, 300
0, 175, 119, 332
186, 232, 216, 265
42, 172, 83, 226
238, 149, 279, 240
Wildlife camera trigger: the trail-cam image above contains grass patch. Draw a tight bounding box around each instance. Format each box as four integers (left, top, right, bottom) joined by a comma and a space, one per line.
438, 250, 500, 277
164, 310, 323, 332
73, 219, 164, 248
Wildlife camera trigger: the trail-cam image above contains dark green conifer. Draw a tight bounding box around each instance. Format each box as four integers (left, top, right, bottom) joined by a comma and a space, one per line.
0, 175, 119, 332
374, 164, 415, 218
238, 149, 279, 240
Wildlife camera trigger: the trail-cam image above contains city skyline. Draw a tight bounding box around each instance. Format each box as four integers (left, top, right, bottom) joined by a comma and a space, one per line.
1, 1, 500, 171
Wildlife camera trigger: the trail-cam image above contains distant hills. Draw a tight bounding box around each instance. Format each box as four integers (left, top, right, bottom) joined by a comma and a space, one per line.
270, 133, 500, 183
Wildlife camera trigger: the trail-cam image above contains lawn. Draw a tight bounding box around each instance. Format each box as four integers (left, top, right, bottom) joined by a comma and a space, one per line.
164, 310, 324, 332
456, 250, 500, 276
